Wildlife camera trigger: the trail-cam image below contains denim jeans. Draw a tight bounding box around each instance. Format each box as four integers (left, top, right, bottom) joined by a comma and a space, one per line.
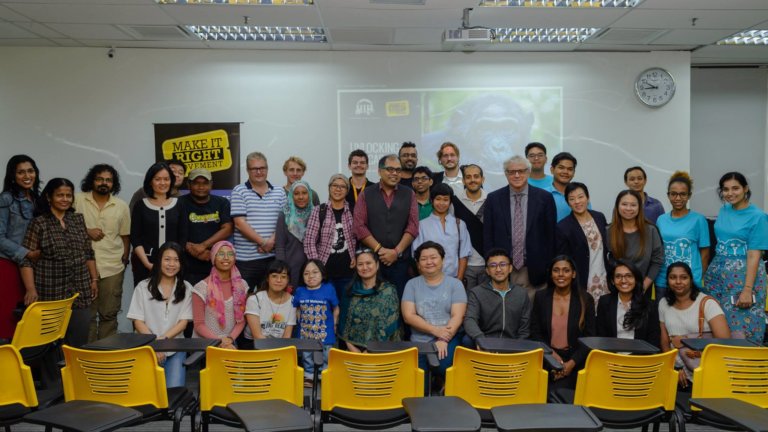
302, 345, 331, 380
163, 351, 187, 388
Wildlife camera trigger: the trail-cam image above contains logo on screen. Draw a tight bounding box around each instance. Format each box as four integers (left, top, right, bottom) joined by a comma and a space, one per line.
355, 98, 374, 116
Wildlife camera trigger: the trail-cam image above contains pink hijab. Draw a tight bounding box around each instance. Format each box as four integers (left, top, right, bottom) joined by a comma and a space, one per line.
205, 241, 247, 328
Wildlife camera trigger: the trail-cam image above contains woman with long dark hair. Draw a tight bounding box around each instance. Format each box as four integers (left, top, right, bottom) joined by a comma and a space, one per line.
20, 178, 97, 347
130, 162, 186, 284
0, 155, 41, 339
661, 262, 729, 386
596, 260, 660, 348
702, 172, 768, 343
530, 255, 595, 389
339, 249, 402, 352
606, 189, 664, 295
126, 242, 192, 387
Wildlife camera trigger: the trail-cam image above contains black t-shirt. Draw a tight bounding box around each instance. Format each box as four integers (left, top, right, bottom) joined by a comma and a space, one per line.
181, 194, 232, 275
325, 208, 352, 279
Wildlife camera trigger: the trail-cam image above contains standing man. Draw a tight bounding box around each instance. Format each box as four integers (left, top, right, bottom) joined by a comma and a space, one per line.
483, 155, 556, 299
398, 141, 418, 188
354, 154, 419, 297
454, 164, 488, 288
432, 142, 463, 196
463, 249, 531, 345
181, 168, 234, 285
545, 152, 584, 222
346, 149, 372, 212
74, 164, 130, 342
231, 152, 286, 289
412, 166, 434, 220
525, 142, 552, 190
282, 156, 320, 205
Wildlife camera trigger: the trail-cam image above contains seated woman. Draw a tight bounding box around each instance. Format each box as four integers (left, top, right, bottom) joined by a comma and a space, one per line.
596, 260, 660, 348
660, 262, 730, 388
126, 242, 193, 387
530, 255, 595, 390
402, 241, 466, 391
339, 248, 402, 352
192, 240, 247, 349
244, 260, 296, 342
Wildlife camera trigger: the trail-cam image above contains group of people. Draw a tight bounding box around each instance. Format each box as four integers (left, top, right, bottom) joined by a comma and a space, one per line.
0, 138, 765, 391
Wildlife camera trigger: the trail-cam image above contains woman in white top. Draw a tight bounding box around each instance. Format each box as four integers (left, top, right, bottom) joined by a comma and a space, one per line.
659, 262, 730, 387
126, 241, 193, 387
244, 259, 296, 342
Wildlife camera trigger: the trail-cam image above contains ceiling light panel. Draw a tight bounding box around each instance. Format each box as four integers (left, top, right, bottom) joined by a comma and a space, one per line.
186, 25, 326, 42
480, 0, 639, 7
495, 27, 599, 43
717, 30, 768, 45
158, 0, 312, 4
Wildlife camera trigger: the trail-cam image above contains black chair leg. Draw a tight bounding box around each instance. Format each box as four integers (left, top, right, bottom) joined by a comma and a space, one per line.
641, 425, 648, 432
653, 419, 661, 432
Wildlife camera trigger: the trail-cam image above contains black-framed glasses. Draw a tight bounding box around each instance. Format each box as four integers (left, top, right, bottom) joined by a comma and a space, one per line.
487, 262, 510, 270
382, 167, 402, 174
667, 192, 689, 198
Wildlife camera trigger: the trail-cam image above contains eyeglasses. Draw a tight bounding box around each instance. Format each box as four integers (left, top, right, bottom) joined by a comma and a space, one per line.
614, 273, 635, 280
667, 192, 689, 199
215, 251, 235, 258
330, 183, 348, 190
505, 169, 528, 177
487, 262, 510, 270
412, 176, 431, 182
527, 153, 545, 159
382, 167, 402, 174
248, 166, 268, 172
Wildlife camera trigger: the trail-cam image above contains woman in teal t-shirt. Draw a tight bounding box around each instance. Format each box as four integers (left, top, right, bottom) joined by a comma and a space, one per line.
655, 171, 710, 299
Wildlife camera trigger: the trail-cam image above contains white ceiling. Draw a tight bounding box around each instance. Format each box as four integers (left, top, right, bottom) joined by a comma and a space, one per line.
0, 0, 767, 64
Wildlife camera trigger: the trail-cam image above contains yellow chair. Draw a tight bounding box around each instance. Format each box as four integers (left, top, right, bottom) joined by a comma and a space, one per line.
11, 294, 77, 388
445, 347, 547, 425
199, 346, 311, 432
318, 347, 424, 432
61, 344, 196, 432
572, 349, 683, 431
683, 344, 768, 428
0, 345, 38, 430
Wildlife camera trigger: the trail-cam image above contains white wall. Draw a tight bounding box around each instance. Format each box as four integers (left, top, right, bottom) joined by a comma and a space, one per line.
0, 47, 690, 215
690, 67, 767, 217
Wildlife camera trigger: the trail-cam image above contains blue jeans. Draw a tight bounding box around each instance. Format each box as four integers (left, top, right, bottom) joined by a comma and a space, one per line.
330, 277, 353, 338
163, 351, 187, 388
302, 345, 331, 380
417, 336, 460, 394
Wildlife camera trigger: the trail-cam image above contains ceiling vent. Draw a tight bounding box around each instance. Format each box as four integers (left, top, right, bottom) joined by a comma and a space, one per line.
443, 28, 494, 44
119, 25, 193, 41
590, 28, 666, 44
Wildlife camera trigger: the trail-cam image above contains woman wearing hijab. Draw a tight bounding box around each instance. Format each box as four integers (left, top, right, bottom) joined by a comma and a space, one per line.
275, 180, 313, 288
192, 240, 247, 349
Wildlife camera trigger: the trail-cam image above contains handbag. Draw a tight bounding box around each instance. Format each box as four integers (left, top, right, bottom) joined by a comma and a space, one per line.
677, 295, 716, 371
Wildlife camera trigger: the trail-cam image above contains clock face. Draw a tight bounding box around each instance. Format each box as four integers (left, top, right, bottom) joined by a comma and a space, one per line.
635, 68, 676, 107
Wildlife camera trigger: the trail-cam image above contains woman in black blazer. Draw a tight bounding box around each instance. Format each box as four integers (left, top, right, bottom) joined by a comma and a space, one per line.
596, 259, 660, 348
530, 255, 595, 390
556, 182, 610, 306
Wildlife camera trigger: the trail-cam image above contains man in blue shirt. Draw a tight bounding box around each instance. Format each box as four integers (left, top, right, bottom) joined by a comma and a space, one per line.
525, 142, 552, 190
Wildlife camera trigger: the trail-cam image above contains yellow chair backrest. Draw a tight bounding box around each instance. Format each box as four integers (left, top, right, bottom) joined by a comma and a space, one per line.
199, 345, 304, 412
320, 348, 423, 412
61, 345, 168, 409
0, 345, 38, 408
692, 344, 768, 408
445, 347, 547, 409
574, 349, 678, 412
11, 294, 78, 350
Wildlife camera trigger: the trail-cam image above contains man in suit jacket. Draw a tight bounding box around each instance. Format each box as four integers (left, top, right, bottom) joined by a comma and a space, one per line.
483, 155, 557, 298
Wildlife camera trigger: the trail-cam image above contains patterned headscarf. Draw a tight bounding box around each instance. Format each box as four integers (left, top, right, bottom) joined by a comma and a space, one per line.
283, 180, 314, 241
206, 240, 247, 328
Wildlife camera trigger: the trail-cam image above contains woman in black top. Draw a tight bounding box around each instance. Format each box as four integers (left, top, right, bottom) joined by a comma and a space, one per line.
596, 260, 660, 348
131, 162, 186, 284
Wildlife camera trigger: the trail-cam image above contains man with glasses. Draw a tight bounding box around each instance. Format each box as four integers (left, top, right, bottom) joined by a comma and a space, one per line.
412, 166, 434, 220
483, 155, 556, 299
354, 154, 419, 298
231, 151, 287, 289
463, 249, 531, 345
525, 142, 553, 190
398, 141, 418, 189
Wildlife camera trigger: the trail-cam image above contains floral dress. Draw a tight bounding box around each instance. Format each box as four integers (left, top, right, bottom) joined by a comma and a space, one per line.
702, 203, 768, 344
